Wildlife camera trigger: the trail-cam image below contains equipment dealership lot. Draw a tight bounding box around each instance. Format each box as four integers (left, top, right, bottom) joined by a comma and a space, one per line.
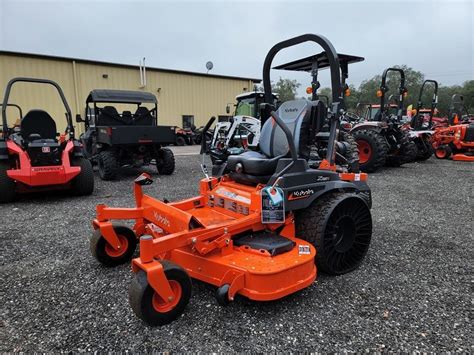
0, 149, 471, 352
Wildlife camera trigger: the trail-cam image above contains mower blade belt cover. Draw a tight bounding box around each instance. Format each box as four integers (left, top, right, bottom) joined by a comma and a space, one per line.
261, 186, 285, 224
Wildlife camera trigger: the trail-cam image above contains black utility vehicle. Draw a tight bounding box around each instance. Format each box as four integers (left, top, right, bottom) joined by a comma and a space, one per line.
77, 90, 176, 180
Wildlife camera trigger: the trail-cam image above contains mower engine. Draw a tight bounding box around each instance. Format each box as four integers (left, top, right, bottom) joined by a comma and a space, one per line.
27, 141, 62, 166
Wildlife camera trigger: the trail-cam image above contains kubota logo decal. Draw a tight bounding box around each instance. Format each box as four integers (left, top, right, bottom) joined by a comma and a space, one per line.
289, 188, 315, 200
153, 211, 170, 227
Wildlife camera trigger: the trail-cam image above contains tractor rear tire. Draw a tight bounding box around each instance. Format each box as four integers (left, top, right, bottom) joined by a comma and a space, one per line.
352, 129, 388, 173
90, 225, 137, 266
0, 162, 16, 203
400, 135, 418, 164
296, 192, 372, 275
71, 157, 94, 196
98, 150, 118, 180
387, 134, 418, 166
156, 148, 175, 175
338, 131, 360, 173
129, 261, 192, 326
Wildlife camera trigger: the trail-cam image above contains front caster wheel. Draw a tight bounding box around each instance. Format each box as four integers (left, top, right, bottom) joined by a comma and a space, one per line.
90, 225, 137, 266
129, 261, 192, 326
216, 284, 230, 306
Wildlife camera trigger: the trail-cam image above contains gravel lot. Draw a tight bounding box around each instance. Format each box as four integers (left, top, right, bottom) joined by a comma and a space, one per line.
1, 149, 472, 352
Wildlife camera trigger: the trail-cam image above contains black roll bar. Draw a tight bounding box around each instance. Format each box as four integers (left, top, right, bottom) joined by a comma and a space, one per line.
262, 34, 343, 167
412, 79, 438, 129
379, 68, 406, 122
1, 77, 74, 138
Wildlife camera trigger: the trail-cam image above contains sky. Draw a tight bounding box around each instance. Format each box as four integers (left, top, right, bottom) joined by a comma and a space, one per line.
0, 0, 473, 92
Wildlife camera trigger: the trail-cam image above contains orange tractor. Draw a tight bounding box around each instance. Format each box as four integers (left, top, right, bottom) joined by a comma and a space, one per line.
89, 34, 373, 326
432, 95, 474, 161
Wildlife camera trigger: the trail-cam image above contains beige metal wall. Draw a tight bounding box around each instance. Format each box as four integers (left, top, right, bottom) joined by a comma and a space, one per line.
0, 53, 255, 133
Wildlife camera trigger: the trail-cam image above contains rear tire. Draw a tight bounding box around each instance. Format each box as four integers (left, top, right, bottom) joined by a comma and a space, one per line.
0, 162, 16, 203
175, 136, 186, 146
352, 129, 388, 173
90, 225, 137, 266
338, 131, 360, 173
416, 136, 434, 161
385, 133, 418, 167
296, 192, 372, 275
71, 157, 94, 195
98, 150, 118, 180
129, 261, 192, 326
155, 148, 175, 175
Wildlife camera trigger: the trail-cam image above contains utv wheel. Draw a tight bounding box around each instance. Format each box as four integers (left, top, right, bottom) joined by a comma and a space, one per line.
129, 261, 192, 326
0, 162, 16, 203
296, 193, 372, 275
352, 129, 388, 173
155, 148, 175, 175
90, 225, 137, 266
98, 150, 118, 180
435, 145, 451, 159
338, 131, 360, 173
175, 136, 186, 146
71, 157, 94, 195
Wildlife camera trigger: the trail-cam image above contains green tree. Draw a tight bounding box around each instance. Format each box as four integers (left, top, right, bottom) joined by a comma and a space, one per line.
272, 77, 301, 102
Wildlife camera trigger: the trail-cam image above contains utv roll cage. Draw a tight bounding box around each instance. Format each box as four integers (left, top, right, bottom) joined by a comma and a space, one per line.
83, 89, 158, 129
2, 77, 74, 139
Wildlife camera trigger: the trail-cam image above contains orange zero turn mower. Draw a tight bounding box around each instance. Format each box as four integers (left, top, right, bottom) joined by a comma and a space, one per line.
90, 34, 373, 326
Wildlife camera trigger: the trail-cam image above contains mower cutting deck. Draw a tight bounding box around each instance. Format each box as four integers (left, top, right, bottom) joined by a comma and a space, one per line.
90, 33, 373, 326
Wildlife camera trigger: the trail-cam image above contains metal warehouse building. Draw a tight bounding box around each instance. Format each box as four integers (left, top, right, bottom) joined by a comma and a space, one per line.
0, 51, 260, 133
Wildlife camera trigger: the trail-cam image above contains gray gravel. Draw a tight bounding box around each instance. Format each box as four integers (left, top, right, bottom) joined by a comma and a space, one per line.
1, 154, 472, 352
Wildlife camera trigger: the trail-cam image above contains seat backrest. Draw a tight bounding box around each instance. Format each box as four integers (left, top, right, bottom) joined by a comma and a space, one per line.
21, 109, 57, 140
259, 99, 313, 158
133, 106, 154, 126
122, 110, 133, 125
97, 106, 122, 126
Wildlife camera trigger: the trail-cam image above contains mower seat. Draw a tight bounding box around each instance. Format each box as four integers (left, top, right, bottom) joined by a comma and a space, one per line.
21, 110, 57, 142
227, 99, 312, 181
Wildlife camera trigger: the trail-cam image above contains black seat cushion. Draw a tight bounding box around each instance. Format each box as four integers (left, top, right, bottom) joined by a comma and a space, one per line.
97, 106, 122, 126
21, 110, 57, 141
227, 150, 281, 176
134, 107, 154, 126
